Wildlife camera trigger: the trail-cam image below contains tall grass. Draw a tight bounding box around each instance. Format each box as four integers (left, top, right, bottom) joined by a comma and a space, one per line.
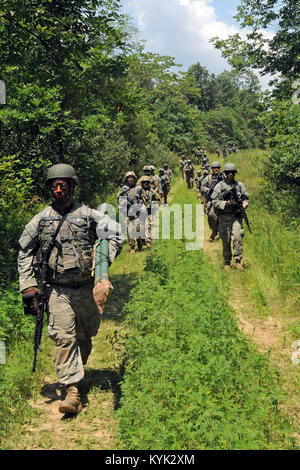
117, 174, 295, 449
216, 150, 300, 315
117, 242, 293, 449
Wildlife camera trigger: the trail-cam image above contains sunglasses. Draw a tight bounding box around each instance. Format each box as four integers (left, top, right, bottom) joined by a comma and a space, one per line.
50, 183, 69, 191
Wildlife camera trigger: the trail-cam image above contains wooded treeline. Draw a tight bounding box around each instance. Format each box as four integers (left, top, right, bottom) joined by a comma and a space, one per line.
0, 0, 299, 284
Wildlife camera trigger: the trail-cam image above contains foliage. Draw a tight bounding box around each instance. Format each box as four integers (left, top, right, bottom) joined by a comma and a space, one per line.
118, 243, 292, 450
211, 0, 300, 94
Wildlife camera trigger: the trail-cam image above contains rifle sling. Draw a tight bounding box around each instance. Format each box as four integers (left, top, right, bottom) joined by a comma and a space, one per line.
40, 213, 68, 291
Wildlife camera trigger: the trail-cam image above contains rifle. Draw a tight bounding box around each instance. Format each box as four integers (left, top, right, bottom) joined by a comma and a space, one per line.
32, 213, 67, 372
206, 173, 224, 202
230, 187, 252, 234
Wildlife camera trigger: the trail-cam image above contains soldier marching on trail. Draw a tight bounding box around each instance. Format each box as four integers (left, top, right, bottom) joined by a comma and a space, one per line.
184, 159, 195, 189
158, 168, 171, 205
134, 175, 161, 248
179, 155, 186, 180
163, 163, 172, 182
117, 171, 143, 254
194, 170, 202, 199
18, 164, 124, 415
211, 163, 250, 270
201, 161, 223, 242
199, 169, 210, 213
195, 147, 202, 165
201, 152, 210, 172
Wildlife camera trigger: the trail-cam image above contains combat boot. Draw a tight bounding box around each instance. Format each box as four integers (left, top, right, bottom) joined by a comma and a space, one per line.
224, 264, 231, 271
236, 262, 243, 270
59, 384, 82, 414
129, 248, 135, 254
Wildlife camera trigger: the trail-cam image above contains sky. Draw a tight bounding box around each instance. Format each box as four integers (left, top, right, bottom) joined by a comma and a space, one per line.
120, 0, 271, 89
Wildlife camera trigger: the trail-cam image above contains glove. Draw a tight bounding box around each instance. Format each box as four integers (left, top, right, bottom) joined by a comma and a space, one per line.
22, 287, 40, 316
93, 279, 113, 315
230, 199, 240, 208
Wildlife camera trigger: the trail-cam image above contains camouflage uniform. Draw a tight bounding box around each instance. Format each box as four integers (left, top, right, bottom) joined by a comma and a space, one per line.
201, 171, 224, 241
134, 179, 160, 246
211, 180, 249, 265
195, 148, 202, 164
194, 172, 202, 199
184, 161, 195, 189
163, 164, 172, 182
199, 170, 210, 212
117, 174, 142, 252
179, 157, 186, 179
18, 202, 123, 386
158, 169, 170, 204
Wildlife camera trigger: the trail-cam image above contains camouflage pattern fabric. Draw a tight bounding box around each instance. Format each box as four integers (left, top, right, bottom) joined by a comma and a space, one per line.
211, 180, 249, 264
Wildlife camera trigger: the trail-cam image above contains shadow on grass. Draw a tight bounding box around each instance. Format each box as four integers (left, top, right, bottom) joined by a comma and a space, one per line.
102, 272, 139, 323
41, 366, 125, 420
81, 367, 124, 411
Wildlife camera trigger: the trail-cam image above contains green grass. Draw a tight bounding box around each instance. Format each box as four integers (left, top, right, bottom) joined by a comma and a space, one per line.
212, 149, 300, 316
116, 172, 296, 449
117, 242, 293, 449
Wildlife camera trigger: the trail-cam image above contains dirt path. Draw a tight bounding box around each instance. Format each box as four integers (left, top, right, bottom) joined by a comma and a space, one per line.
6, 176, 299, 449
202, 213, 300, 446
8, 178, 183, 450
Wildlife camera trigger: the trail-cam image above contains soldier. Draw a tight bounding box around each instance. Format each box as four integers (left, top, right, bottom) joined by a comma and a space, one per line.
211, 163, 249, 270
201, 152, 210, 171
195, 147, 202, 165
194, 170, 202, 199
184, 159, 195, 189
163, 163, 172, 182
199, 169, 210, 213
158, 168, 170, 205
117, 171, 142, 254
138, 165, 160, 194
179, 155, 186, 180
18, 164, 124, 415
135, 176, 160, 247
201, 162, 223, 242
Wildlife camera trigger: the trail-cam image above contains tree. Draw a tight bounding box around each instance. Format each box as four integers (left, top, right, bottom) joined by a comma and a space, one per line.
211, 0, 300, 94
0, 0, 130, 198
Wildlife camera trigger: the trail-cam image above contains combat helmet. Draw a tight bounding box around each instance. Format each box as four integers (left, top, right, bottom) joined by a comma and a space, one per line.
223, 163, 237, 173
211, 161, 221, 168
140, 176, 151, 184
46, 164, 79, 185
125, 171, 137, 180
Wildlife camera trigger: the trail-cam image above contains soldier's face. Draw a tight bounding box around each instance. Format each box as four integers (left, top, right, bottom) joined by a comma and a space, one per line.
224, 171, 235, 182
50, 179, 73, 202
127, 176, 135, 186
213, 167, 220, 175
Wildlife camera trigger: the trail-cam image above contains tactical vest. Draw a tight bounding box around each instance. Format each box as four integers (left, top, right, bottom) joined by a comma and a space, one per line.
38, 206, 97, 282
